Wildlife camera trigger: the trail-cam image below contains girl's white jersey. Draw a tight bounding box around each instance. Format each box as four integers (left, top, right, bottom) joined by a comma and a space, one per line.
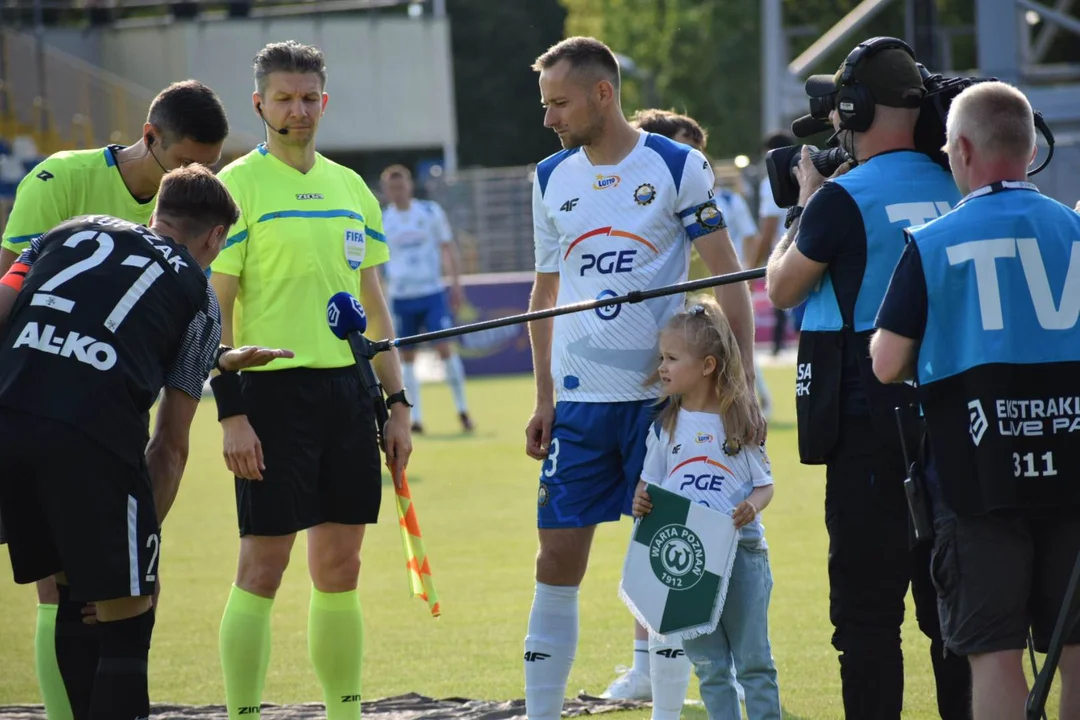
641, 408, 773, 547
532, 131, 724, 403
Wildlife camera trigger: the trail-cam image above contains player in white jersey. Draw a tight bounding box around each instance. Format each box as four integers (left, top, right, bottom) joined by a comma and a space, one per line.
631, 296, 781, 720
380, 164, 473, 434
521, 37, 762, 720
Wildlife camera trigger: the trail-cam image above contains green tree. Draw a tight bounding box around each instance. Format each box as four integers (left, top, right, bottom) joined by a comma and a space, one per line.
447, 0, 568, 168
559, 0, 985, 158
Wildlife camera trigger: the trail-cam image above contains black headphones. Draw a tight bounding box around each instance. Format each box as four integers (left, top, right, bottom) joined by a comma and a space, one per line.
835, 36, 920, 133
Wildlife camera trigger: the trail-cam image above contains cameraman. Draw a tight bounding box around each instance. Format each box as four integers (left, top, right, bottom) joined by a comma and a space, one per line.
765, 37, 972, 719
872, 81, 1080, 720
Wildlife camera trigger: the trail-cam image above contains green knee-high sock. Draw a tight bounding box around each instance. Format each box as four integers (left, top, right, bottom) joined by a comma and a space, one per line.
219, 585, 274, 720
309, 587, 364, 720
36, 604, 73, 720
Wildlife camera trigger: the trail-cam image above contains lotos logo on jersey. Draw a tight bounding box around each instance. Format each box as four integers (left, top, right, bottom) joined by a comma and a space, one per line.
593, 174, 621, 190
13, 322, 116, 371
695, 432, 714, 444
344, 229, 366, 270
565, 227, 658, 278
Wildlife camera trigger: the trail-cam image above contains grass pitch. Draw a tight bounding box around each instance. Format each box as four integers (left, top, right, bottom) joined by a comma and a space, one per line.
0, 367, 1055, 718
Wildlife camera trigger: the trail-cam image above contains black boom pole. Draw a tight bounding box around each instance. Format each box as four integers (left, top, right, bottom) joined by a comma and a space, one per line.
367, 267, 767, 355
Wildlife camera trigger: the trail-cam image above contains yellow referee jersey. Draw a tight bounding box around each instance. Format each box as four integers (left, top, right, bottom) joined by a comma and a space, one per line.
2, 146, 155, 252
211, 144, 389, 370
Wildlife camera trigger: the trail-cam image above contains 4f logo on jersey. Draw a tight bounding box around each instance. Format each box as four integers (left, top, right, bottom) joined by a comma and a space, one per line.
36, 170, 54, 182
560, 198, 579, 212
13, 322, 117, 371
593, 174, 620, 190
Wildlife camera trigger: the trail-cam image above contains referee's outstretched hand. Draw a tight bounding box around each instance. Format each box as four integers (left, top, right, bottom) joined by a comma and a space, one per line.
218, 346, 295, 373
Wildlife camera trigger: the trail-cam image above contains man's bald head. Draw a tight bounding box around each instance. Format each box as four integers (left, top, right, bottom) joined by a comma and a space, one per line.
947, 81, 1036, 162
945, 81, 1037, 195
532, 36, 621, 93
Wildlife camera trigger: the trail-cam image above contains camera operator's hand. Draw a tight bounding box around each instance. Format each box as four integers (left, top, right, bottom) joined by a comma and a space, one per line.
795, 145, 854, 207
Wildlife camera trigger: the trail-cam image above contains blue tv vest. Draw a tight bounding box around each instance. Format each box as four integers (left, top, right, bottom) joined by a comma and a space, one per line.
795, 150, 961, 464
912, 182, 1080, 514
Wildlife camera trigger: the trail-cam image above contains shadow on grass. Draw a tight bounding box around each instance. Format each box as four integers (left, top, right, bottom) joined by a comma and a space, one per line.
679, 701, 813, 720
417, 430, 498, 442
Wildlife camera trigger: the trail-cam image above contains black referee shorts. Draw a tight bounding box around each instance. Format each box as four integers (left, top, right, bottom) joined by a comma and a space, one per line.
235, 366, 383, 537
0, 408, 160, 602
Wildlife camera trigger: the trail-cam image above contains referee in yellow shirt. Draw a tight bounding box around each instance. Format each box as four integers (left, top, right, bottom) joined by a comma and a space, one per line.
208, 41, 412, 720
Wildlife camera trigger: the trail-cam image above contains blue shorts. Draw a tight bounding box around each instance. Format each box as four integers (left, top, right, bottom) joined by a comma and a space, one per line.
392, 291, 453, 340
537, 400, 658, 529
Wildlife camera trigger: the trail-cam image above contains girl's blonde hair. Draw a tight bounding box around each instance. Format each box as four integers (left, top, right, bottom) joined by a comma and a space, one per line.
647, 294, 756, 451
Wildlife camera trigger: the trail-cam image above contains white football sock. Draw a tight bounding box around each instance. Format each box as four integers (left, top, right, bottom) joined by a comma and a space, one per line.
444, 353, 468, 413
632, 638, 650, 676
649, 636, 692, 720
524, 583, 579, 720
401, 362, 421, 424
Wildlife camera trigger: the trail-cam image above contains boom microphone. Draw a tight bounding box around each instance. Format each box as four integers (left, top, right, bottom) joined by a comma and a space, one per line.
257, 104, 288, 136
326, 292, 387, 448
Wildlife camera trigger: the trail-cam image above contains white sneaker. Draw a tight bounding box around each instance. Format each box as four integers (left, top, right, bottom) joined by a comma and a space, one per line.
599, 665, 652, 701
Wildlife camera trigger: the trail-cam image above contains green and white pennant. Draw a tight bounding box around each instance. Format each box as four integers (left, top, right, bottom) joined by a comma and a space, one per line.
619, 483, 740, 641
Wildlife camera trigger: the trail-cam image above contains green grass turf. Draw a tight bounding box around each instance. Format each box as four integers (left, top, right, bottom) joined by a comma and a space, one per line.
0, 367, 1059, 717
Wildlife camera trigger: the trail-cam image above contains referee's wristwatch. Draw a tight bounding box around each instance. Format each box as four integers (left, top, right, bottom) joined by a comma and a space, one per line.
386, 389, 413, 411
213, 345, 235, 374
784, 205, 804, 230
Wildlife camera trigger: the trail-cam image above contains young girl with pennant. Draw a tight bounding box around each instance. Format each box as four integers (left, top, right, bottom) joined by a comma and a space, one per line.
620, 296, 782, 720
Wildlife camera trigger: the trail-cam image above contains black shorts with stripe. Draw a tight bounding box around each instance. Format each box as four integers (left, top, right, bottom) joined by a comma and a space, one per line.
0, 408, 160, 602
235, 366, 383, 536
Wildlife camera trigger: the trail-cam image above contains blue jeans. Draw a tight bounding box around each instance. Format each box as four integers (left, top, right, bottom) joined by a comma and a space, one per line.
682, 543, 781, 720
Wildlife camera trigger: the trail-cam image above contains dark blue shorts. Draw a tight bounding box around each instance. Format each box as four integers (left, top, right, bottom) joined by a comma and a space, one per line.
392, 291, 452, 340
537, 400, 657, 529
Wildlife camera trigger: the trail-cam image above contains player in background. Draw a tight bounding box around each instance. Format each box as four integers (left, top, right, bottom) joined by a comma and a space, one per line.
750, 132, 801, 355
0, 165, 290, 720
210, 41, 411, 720
379, 163, 474, 434
0, 78, 229, 720
523, 37, 763, 720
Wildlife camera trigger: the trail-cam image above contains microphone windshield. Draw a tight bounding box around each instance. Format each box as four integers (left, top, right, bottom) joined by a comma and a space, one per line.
327, 291, 367, 339
791, 114, 833, 139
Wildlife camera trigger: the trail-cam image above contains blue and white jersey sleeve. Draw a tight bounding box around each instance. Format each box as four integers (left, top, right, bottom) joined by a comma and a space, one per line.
430, 201, 454, 245
678, 149, 726, 241
741, 442, 774, 488
640, 423, 669, 485
533, 173, 561, 273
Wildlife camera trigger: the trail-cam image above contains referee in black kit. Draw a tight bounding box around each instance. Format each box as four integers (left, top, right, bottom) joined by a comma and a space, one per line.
0, 165, 291, 720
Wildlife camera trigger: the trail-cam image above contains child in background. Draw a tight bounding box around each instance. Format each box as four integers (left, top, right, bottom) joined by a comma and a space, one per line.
632, 296, 782, 720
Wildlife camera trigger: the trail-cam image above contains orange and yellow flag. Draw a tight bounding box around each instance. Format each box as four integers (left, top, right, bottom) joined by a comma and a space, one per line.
392, 467, 440, 618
